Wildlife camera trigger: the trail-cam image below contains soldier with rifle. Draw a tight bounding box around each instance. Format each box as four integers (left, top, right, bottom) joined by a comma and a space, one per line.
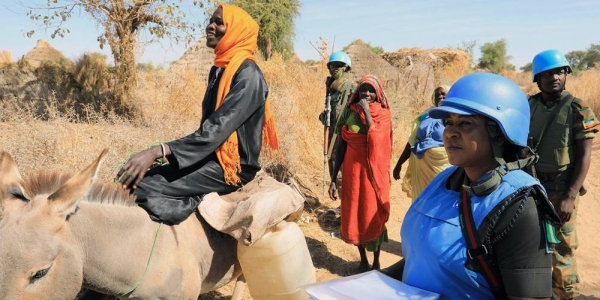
319, 52, 354, 225
529, 49, 599, 300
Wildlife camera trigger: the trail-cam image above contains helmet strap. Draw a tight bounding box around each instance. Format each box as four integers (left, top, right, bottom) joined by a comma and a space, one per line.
468, 151, 538, 197
463, 122, 504, 196
468, 122, 539, 196
466, 167, 504, 196
486, 122, 506, 166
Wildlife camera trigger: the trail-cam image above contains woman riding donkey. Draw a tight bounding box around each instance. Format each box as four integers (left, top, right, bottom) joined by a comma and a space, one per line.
0, 6, 284, 299
116, 4, 278, 226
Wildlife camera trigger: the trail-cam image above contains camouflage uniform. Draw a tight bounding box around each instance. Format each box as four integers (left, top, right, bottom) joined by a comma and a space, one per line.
324, 73, 355, 179
529, 91, 599, 299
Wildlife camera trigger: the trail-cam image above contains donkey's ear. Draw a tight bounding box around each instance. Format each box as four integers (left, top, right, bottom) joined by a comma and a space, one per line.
49, 148, 108, 218
0, 151, 23, 186
0, 151, 24, 207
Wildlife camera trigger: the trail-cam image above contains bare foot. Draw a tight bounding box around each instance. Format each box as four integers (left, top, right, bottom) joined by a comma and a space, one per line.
371, 261, 380, 270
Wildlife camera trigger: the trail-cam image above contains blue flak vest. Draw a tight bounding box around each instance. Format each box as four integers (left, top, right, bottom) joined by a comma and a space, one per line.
401, 166, 541, 300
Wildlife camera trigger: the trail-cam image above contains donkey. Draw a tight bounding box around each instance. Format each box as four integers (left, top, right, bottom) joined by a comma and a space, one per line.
0, 149, 246, 299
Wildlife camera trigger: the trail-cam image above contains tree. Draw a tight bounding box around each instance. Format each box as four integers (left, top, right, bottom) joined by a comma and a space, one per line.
477, 39, 515, 73
305, 59, 318, 66
565, 50, 587, 72
365, 42, 384, 55
228, 0, 300, 60
583, 43, 600, 69
565, 43, 600, 72
450, 40, 477, 69
520, 62, 532, 72
24, 0, 212, 102
137, 61, 155, 72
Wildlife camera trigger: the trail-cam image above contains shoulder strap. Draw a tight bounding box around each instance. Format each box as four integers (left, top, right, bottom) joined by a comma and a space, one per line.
458, 186, 506, 299
337, 79, 353, 109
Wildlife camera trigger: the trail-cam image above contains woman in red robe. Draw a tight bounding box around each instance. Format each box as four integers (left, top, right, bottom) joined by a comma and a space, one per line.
329, 75, 392, 272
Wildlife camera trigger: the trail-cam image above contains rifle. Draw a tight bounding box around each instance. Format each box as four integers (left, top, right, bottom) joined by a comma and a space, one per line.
323, 89, 332, 196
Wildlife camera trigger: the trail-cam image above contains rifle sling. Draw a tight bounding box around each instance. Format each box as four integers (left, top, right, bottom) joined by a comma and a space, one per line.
532, 94, 574, 151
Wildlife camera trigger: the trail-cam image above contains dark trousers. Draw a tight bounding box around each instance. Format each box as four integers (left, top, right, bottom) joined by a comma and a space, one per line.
134, 158, 256, 225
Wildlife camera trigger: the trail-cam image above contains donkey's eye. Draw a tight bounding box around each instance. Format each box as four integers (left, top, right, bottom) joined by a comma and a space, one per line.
30, 266, 51, 284
10, 192, 28, 202
7, 186, 28, 202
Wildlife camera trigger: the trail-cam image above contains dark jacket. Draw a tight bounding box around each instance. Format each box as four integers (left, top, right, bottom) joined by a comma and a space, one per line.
135, 59, 269, 225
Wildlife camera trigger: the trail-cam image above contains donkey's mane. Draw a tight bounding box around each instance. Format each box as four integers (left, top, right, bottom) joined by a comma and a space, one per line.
24, 172, 137, 207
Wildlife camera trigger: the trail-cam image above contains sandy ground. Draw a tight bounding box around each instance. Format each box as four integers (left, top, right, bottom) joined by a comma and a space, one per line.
206, 138, 600, 300
573, 139, 600, 299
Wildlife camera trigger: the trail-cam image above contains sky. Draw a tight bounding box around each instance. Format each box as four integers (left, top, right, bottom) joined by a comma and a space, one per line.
1, 0, 599, 70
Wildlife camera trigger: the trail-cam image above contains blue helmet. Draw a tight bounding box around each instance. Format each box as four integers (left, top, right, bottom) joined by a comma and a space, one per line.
328, 51, 352, 70
429, 72, 529, 147
532, 49, 572, 82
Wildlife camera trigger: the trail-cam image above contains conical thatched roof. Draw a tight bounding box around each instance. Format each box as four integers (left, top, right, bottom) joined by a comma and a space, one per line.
168, 38, 215, 84
0, 51, 11, 65
289, 53, 304, 65
24, 40, 71, 68
344, 39, 401, 87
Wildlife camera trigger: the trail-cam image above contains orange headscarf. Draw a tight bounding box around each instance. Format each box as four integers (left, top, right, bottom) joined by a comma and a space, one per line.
213, 4, 279, 185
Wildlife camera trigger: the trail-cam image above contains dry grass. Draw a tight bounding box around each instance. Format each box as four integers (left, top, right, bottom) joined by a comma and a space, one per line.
5, 55, 599, 197
568, 68, 600, 116
2, 53, 600, 299
0, 50, 432, 204
2, 49, 599, 206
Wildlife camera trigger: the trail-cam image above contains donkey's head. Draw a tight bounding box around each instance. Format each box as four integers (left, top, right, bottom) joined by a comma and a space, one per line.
0, 149, 108, 299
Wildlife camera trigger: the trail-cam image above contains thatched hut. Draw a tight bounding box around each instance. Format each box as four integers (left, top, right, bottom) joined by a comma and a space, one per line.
0, 51, 11, 65
24, 40, 72, 69
168, 38, 215, 84
382, 48, 469, 83
343, 39, 401, 89
288, 53, 305, 65
381, 47, 470, 101
383, 48, 469, 73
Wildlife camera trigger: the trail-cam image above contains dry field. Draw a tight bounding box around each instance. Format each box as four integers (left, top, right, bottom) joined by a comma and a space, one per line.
1, 56, 599, 299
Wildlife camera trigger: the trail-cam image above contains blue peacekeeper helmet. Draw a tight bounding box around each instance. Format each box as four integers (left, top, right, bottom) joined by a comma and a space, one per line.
429, 72, 530, 147
532, 49, 572, 82
328, 51, 352, 70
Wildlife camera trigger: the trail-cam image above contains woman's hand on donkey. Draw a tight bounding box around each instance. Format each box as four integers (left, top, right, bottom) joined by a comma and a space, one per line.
116, 147, 161, 190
